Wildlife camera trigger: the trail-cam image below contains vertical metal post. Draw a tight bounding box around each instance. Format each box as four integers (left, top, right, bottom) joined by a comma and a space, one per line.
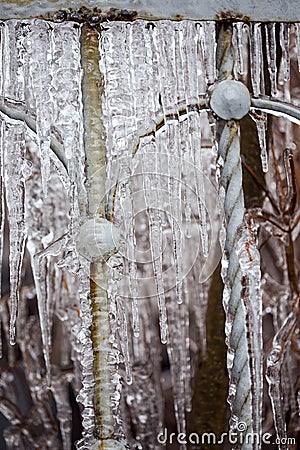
80, 25, 125, 449
214, 24, 253, 448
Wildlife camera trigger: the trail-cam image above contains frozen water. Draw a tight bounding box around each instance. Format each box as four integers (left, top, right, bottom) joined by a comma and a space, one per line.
266, 313, 297, 450
250, 23, 264, 97
250, 110, 269, 172
0, 15, 299, 450
265, 23, 278, 97
294, 23, 300, 71
279, 24, 290, 85
233, 22, 246, 77
3, 123, 26, 345
99, 20, 217, 444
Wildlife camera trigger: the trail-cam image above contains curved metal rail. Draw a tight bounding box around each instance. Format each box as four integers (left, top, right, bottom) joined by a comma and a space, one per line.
251, 97, 300, 126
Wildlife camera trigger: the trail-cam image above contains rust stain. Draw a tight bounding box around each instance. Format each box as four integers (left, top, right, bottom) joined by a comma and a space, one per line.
48, 7, 137, 24
173, 14, 185, 21
215, 10, 251, 22
2, 0, 33, 4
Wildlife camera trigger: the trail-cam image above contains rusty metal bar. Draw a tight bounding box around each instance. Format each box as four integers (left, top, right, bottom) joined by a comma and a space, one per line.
0, 0, 300, 22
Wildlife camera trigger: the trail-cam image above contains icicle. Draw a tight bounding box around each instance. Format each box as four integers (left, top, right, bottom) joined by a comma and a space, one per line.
207, 110, 218, 156
100, 21, 140, 345
190, 115, 209, 257
75, 263, 97, 449
116, 295, 132, 386
142, 146, 167, 344
165, 265, 193, 446
181, 124, 193, 239
192, 280, 209, 360
25, 20, 53, 196
149, 209, 168, 344
107, 253, 132, 387
250, 23, 264, 97
124, 303, 164, 448
164, 126, 183, 304
128, 20, 158, 133
30, 236, 69, 386
177, 21, 199, 106
153, 21, 177, 115
33, 254, 52, 385
0, 120, 5, 301
152, 24, 184, 308
178, 22, 208, 257
115, 163, 140, 341
124, 23, 143, 339
51, 375, 73, 450
250, 110, 268, 172
51, 22, 85, 221
198, 21, 216, 85
26, 149, 72, 388
233, 22, 246, 76
128, 246, 140, 339
51, 23, 82, 162
0, 24, 4, 98
166, 301, 187, 449
1, 21, 27, 102
0, 319, 2, 360
266, 313, 297, 450
278, 23, 290, 85
294, 23, 300, 72
182, 294, 192, 414
3, 124, 26, 345
236, 225, 263, 446
265, 23, 278, 97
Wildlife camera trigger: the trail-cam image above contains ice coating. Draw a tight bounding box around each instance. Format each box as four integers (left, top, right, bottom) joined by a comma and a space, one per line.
0, 16, 299, 450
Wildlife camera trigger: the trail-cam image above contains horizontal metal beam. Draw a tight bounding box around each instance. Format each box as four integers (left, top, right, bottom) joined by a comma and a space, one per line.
0, 0, 300, 22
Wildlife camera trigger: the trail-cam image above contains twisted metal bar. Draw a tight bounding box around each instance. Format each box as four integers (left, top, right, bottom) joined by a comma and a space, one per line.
216, 25, 261, 448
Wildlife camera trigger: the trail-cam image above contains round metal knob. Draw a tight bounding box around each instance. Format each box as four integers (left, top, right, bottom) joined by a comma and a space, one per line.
75, 218, 120, 262
210, 80, 251, 120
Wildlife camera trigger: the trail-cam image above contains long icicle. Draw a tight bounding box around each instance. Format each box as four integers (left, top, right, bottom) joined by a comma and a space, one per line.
250, 23, 264, 98
0, 120, 5, 303
0, 121, 4, 358
266, 313, 297, 450
265, 23, 278, 98
3, 123, 27, 345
